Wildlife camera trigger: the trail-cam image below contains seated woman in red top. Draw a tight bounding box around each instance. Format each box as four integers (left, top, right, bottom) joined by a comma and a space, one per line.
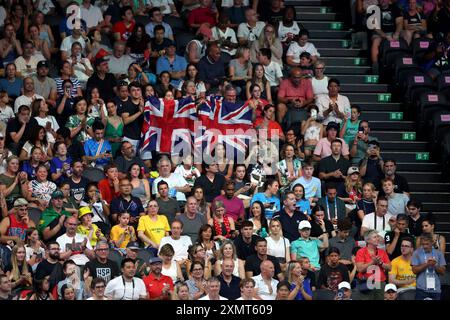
355, 229, 391, 300
208, 201, 236, 244
253, 104, 285, 142
246, 83, 269, 121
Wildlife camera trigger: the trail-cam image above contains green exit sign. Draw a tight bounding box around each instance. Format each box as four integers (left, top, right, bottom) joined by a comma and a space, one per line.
416, 152, 430, 161
402, 132, 416, 140
330, 22, 343, 30
342, 40, 351, 48
365, 75, 379, 83
390, 112, 403, 120
354, 58, 367, 65
378, 93, 392, 102
320, 7, 330, 13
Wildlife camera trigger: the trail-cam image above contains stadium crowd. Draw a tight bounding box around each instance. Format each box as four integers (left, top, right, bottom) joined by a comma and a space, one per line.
0, 0, 448, 301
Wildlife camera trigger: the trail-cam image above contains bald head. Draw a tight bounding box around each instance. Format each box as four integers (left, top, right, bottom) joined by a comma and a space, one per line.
290, 68, 303, 86
260, 260, 275, 278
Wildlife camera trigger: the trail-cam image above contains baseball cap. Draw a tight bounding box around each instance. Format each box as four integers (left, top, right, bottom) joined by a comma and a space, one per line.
51, 190, 64, 200
13, 198, 29, 207
384, 284, 398, 292
78, 206, 93, 219
37, 60, 49, 69
126, 241, 140, 250
94, 56, 109, 67
298, 220, 311, 230
326, 121, 339, 131
0, 132, 4, 138
338, 281, 351, 290
149, 257, 163, 264
347, 166, 360, 175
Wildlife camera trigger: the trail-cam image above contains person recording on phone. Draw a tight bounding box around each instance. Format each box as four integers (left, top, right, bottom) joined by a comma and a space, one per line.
335, 281, 352, 300
84, 121, 112, 170
350, 120, 378, 166
359, 140, 384, 186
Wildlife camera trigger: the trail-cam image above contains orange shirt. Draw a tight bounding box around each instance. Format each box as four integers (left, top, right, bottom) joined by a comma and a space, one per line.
253, 118, 284, 139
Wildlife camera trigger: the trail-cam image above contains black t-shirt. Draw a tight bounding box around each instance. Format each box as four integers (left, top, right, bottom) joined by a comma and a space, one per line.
317, 263, 350, 291
380, 5, 402, 33
85, 259, 120, 283
194, 174, 226, 203
318, 155, 351, 185
244, 254, 281, 278
310, 219, 334, 238
46, 218, 67, 243
408, 214, 425, 237
359, 157, 384, 187
5, 118, 38, 149
121, 100, 143, 140
114, 156, 148, 174
86, 73, 117, 102
234, 234, 258, 261
113, 96, 130, 116
34, 259, 64, 289
384, 230, 414, 260
377, 174, 410, 195
218, 274, 241, 300
127, 34, 151, 54
272, 210, 307, 243
67, 140, 85, 162
150, 38, 173, 54
63, 176, 89, 203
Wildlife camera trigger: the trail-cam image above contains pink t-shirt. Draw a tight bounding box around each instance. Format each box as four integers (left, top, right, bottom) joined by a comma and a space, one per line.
212, 195, 245, 222
313, 137, 349, 158
277, 78, 314, 101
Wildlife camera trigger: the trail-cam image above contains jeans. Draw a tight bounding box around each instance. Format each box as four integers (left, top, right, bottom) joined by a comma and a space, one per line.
415, 288, 441, 300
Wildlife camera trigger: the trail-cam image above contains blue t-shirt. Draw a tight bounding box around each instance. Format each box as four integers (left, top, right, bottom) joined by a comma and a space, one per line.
251, 193, 281, 219
50, 156, 72, 185
411, 247, 446, 293
156, 55, 188, 87
296, 199, 311, 216
290, 279, 313, 300
84, 138, 112, 167
20, 161, 38, 181
0, 78, 23, 98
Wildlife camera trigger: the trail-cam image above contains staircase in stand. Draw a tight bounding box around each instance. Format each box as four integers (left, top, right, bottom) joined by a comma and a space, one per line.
288, 0, 450, 263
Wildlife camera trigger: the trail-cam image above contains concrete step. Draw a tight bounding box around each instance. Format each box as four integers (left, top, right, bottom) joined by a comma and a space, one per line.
397, 171, 442, 182
356, 103, 402, 112
300, 21, 346, 30
287, 0, 331, 5
311, 39, 355, 49
381, 141, 428, 151
410, 183, 450, 192
371, 131, 415, 141
410, 192, 450, 203
381, 151, 432, 162
395, 162, 440, 172
423, 202, 450, 212
297, 12, 337, 20
325, 66, 371, 74
328, 74, 379, 84
321, 57, 369, 67
309, 30, 350, 39
346, 93, 392, 103
370, 121, 415, 131
320, 48, 366, 57
341, 84, 388, 93
295, 6, 334, 13
434, 213, 450, 222
364, 111, 398, 121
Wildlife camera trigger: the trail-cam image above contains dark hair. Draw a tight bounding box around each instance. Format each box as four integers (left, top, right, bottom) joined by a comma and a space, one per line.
298, 29, 310, 38
60, 284, 75, 300
62, 259, 76, 271
259, 48, 272, 60
351, 105, 361, 113
90, 277, 106, 290
311, 205, 326, 216
57, 127, 71, 139
401, 237, 415, 249
197, 224, 214, 244
396, 214, 408, 223
250, 201, 268, 230
18, 104, 31, 114
383, 158, 397, 166
331, 139, 342, 146
337, 218, 352, 231
422, 213, 436, 226
154, 24, 165, 34
255, 237, 267, 246
277, 280, 291, 291
300, 51, 311, 60
376, 195, 388, 203
263, 177, 278, 191
104, 163, 118, 174
127, 163, 143, 179
29, 125, 48, 147
121, 5, 133, 17
149, 7, 161, 18
92, 120, 105, 132
407, 199, 422, 209
327, 247, 341, 256
189, 260, 204, 273
325, 182, 337, 191
157, 180, 169, 190
128, 81, 142, 90
121, 257, 136, 268
292, 184, 305, 199
328, 78, 340, 87
241, 220, 254, 229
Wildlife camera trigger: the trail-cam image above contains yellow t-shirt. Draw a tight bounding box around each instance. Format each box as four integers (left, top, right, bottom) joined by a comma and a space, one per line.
76, 224, 104, 247
110, 225, 135, 248
137, 215, 170, 246
389, 255, 416, 289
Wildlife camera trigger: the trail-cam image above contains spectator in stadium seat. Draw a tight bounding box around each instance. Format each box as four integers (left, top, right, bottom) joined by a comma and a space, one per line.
153, 156, 191, 204
194, 162, 226, 204
405, 199, 425, 237
112, 6, 136, 42
384, 214, 414, 259
87, 57, 118, 102
143, 256, 174, 300
84, 121, 112, 170
272, 191, 307, 242
137, 200, 170, 250
158, 220, 192, 263
257, 48, 284, 91
6, 105, 38, 155
176, 197, 207, 244
316, 184, 347, 226
276, 67, 314, 124
311, 60, 329, 97
309, 204, 336, 238
379, 159, 410, 196
218, 259, 241, 300
401, 0, 428, 45
291, 162, 322, 204
56, 128, 86, 166
14, 40, 44, 79
315, 78, 351, 127
340, 105, 361, 147
225, 0, 249, 28
313, 122, 350, 161
253, 104, 285, 141
359, 140, 384, 186
107, 42, 134, 80
145, 7, 174, 40
32, 60, 57, 109
317, 139, 350, 190
369, 0, 403, 73
197, 43, 226, 91
317, 247, 350, 292
60, 24, 91, 62
250, 24, 283, 67
187, 0, 217, 30
120, 82, 144, 150
14, 77, 44, 114
381, 178, 409, 217
80, 0, 105, 33
156, 41, 188, 87
148, 25, 172, 63
213, 181, 245, 223
238, 8, 266, 47
54, 61, 83, 99
417, 214, 447, 256
114, 141, 147, 179
0, 24, 23, 67
360, 195, 394, 237
234, 220, 258, 261
0, 63, 23, 99
327, 218, 356, 268
252, 260, 279, 300
350, 121, 378, 166
388, 237, 417, 291
411, 233, 447, 300
286, 29, 320, 66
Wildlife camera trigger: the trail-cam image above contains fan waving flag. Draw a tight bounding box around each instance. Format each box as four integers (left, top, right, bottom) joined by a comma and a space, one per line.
141, 96, 196, 155
196, 95, 254, 162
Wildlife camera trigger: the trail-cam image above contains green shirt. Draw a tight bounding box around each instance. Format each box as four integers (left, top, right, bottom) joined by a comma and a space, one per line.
342, 119, 360, 146
291, 237, 322, 269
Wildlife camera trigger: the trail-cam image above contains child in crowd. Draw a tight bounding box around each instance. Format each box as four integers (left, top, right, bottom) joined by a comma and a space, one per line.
110, 212, 137, 252
174, 154, 201, 187
301, 105, 323, 159
299, 52, 314, 77
76, 206, 107, 248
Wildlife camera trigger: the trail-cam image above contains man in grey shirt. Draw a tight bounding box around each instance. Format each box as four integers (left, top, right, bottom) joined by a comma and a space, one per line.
155, 180, 181, 225
327, 218, 356, 267
176, 196, 206, 243
382, 178, 409, 216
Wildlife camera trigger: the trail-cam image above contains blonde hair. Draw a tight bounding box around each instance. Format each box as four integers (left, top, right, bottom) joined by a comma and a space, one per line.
218, 240, 237, 260
258, 24, 278, 47
344, 174, 363, 195
9, 244, 31, 282
285, 260, 301, 283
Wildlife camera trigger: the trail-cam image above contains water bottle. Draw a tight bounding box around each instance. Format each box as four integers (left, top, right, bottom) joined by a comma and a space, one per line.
260, 227, 268, 238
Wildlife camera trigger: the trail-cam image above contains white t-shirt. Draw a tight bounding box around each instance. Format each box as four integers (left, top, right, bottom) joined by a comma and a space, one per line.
362, 213, 393, 235
104, 276, 147, 300
266, 236, 291, 259
34, 115, 60, 144
312, 76, 329, 96
278, 21, 301, 43
60, 36, 87, 55
199, 295, 228, 300
315, 93, 351, 125
221, 0, 249, 7
25, 245, 45, 262
252, 274, 278, 300
152, 173, 189, 202
56, 233, 93, 266
0, 105, 15, 123
211, 27, 238, 56
147, 0, 175, 15
158, 235, 192, 261
236, 297, 258, 300
37, 0, 55, 15
263, 61, 283, 87
108, 54, 135, 77
86, 296, 109, 300
80, 4, 104, 29
287, 42, 320, 64
237, 22, 266, 43
14, 94, 45, 114
161, 260, 179, 283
